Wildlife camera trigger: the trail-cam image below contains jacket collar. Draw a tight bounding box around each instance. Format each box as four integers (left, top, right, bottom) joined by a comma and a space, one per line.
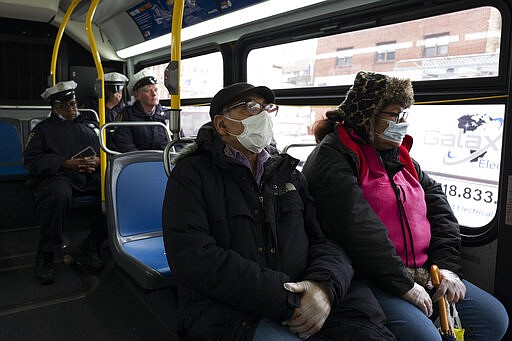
175, 122, 299, 178
131, 101, 166, 119
173, 122, 229, 165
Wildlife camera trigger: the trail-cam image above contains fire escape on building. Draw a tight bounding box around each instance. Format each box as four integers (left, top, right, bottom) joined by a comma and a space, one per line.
393, 52, 499, 79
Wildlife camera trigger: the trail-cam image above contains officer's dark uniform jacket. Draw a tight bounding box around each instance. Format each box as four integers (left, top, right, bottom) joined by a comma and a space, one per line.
114, 101, 169, 152
105, 103, 124, 123
162, 123, 396, 341
82, 96, 125, 122
24, 113, 100, 192
82, 96, 124, 151
302, 131, 462, 297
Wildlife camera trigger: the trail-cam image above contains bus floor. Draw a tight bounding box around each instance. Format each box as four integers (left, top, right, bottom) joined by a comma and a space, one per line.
0, 210, 179, 341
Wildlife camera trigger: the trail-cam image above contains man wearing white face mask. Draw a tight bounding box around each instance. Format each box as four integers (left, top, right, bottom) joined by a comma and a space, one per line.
161, 82, 397, 340
302, 71, 508, 341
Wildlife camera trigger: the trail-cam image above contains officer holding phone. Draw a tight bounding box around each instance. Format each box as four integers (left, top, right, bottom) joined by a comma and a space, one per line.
24, 81, 107, 285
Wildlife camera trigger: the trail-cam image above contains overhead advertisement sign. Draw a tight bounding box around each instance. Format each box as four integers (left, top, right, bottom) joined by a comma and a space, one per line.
128, 0, 266, 40
407, 104, 504, 228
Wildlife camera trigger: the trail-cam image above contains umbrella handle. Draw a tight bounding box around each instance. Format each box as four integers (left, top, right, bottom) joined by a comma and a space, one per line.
430, 264, 454, 336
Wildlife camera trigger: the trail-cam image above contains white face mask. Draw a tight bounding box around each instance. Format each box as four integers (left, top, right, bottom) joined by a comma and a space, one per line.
377, 119, 409, 144
224, 110, 273, 153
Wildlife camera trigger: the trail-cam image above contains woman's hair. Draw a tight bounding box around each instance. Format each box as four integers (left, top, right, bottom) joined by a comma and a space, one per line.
312, 110, 340, 142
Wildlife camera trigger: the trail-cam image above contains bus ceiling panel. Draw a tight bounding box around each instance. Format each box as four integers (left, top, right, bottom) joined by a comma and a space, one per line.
101, 11, 146, 52
189, 0, 383, 48
119, 0, 372, 62
59, 0, 141, 25
48, 8, 123, 62
0, 0, 59, 23
59, 0, 272, 57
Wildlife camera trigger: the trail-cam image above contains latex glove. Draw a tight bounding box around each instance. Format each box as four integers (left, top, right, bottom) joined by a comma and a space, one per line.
402, 282, 433, 317
432, 269, 466, 303
282, 280, 332, 340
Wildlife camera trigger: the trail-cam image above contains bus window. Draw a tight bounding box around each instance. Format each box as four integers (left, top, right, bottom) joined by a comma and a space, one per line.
270, 105, 329, 152
179, 104, 325, 164
407, 104, 504, 228
138, 51, 223, 99
247, 6, 501, 88
180, 104, 324, 146
289, 102, 505, 228
180, 105, 210, 137
180, 104, 328, 145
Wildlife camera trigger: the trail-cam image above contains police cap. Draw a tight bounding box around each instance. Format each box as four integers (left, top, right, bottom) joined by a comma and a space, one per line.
41, 80, 77, 102
127, 70, 157, 95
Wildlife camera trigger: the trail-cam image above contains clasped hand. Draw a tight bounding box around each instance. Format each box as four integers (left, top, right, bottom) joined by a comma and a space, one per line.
63, 156, 99, 173
404, 269, 466, 316
282, 280, 332, 340
431, 269, 466, 303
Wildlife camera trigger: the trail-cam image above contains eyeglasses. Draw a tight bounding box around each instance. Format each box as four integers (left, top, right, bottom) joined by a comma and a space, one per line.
107, 84, 125, 93
54, 100, 78, 111
380, 110, 408, 123
223, 100, 278, 116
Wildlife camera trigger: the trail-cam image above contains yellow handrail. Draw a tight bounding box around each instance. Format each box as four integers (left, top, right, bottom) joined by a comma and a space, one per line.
170, 0, 184, 110
49, 0, 82, 86
415, 94, 508, 105
85, 0, 107, 203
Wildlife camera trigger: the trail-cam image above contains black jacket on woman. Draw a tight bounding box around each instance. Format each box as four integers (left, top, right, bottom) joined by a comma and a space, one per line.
302, 131, 462, 297
162, 123, 395, 341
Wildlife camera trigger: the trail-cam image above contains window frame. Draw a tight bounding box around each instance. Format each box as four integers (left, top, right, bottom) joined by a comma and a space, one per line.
236, 1, 511, 244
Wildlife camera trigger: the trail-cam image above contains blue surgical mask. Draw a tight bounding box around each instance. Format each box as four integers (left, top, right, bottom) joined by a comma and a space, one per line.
377, 119, 409, 144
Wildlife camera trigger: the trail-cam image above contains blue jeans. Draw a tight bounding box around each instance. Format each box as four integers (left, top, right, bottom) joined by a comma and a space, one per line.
371, 280, 508, 341
253, 319, 330, 341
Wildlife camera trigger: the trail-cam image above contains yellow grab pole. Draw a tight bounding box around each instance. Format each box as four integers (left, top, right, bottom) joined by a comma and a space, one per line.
50, 0, 82, 85
85, 0, 107, 203
170, 0, 184, 110
164, 0, 185, 142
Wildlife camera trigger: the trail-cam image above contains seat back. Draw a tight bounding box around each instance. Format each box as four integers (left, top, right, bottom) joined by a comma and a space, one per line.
116, 156, 167, 237
0, 118, 28, 179
106, 150, 174, 289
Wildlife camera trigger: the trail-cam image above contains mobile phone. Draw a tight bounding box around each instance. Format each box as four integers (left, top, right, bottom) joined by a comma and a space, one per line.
71, 146, 96, 159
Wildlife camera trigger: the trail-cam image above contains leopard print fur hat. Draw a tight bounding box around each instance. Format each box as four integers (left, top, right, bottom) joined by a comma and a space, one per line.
335, 71, 414, 143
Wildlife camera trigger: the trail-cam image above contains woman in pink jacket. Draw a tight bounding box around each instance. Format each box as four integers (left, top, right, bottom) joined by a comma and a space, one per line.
302, 71, 508, 341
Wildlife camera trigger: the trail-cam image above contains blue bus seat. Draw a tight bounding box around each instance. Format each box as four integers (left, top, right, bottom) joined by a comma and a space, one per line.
105, 150, 174, 290
0, 118, 29, 180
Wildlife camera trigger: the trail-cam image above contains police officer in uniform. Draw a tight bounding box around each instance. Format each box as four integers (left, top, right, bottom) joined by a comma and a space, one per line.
104, 72, 129, 151
82, 72, 129, 122
103, 72, 129, 122
24, 81, 106, 284
113, 70, 170, 152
